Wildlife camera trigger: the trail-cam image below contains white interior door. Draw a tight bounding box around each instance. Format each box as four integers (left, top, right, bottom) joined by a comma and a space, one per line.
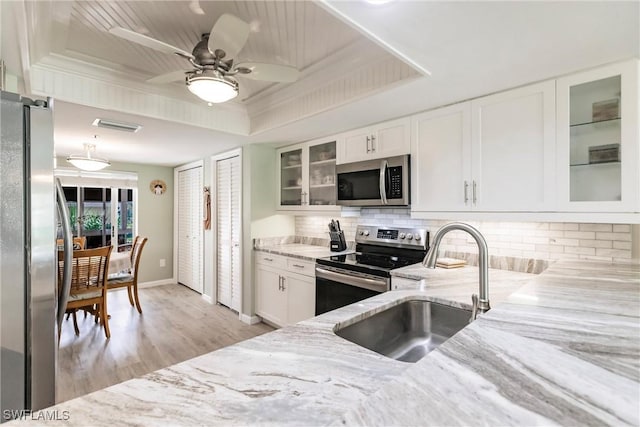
216, 155, 241, 311
177, 165, 203, 293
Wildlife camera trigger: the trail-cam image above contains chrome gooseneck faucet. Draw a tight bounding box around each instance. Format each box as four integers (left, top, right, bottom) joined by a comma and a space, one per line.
423, 222, 490, 320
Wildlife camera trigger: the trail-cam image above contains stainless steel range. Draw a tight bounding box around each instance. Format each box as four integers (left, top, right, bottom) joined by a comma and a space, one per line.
315, 225, 428, 315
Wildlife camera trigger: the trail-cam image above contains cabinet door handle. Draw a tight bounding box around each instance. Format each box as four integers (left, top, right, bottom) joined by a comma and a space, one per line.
464, 181, 469, 204
278, 276, 282, 290
292, 264, 305, 268
371, 135, 376, 152
281, 277, 286, 291
472, 180, 477, 205
366, 136, 371, 153
264, 257, 273, 262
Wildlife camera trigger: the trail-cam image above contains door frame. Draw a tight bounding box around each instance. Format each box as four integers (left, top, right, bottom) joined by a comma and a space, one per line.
173, 160, 204, 293
210, 148, 243, 313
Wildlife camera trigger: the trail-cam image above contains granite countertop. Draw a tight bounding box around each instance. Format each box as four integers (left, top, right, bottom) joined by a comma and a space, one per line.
255, 243, 354, 261
11, 260, 639, 426
392, 263, 536, 306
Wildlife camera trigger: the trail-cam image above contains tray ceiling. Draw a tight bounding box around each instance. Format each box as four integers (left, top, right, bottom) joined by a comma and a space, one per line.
62, 1, 367, 100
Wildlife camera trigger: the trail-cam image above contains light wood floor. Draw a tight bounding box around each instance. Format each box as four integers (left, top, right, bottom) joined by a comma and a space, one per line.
57, 284, 273, 403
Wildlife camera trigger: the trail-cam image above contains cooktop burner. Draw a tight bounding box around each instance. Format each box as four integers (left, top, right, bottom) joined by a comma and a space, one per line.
316, 225, 429, 278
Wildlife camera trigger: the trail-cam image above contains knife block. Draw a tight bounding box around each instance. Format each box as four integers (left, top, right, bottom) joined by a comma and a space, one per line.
329, 231, 347, 252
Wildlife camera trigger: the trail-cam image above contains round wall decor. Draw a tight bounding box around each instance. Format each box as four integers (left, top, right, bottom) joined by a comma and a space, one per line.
150, 179, 167, 195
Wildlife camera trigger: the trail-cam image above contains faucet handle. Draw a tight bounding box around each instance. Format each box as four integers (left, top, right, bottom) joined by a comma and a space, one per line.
470, 294, 479, 322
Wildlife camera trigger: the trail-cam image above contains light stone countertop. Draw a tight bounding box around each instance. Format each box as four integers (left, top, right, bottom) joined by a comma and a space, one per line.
255, 243, 354, 261
10, 260, 639, 426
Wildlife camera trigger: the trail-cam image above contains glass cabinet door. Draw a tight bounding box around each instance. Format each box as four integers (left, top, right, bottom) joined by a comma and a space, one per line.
558, 60, 639, 213
308, 141, 337, 205
569, 75, 622, 202
280, 148, 303, 206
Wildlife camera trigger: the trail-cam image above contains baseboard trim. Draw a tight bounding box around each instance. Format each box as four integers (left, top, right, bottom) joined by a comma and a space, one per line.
138, 278, 175, 289
239, 313, 262, 325
201, 294, 214, 304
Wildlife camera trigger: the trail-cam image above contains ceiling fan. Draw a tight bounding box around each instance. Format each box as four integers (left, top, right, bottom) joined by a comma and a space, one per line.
109, 13, 300, 103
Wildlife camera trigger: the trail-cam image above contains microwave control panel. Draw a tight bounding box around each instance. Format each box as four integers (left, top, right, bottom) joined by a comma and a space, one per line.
388, 166, 403, 198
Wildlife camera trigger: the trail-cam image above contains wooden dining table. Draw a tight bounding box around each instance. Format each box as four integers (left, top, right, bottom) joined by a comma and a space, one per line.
58, 248, 132, 274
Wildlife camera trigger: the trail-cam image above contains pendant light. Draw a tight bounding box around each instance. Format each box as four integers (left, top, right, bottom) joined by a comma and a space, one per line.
67, 138, 110, 171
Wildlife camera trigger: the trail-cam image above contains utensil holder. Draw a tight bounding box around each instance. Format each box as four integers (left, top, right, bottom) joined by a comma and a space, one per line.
329, 231, 347, 252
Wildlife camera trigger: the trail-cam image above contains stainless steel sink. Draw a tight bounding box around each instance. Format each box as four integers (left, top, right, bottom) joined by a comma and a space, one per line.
335, 300, 470, 363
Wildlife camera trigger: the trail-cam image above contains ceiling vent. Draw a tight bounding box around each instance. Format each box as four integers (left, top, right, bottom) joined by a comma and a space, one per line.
92, 118, 142, 133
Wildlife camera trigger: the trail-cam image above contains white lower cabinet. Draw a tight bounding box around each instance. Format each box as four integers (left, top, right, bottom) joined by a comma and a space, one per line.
255, 253, 316, 327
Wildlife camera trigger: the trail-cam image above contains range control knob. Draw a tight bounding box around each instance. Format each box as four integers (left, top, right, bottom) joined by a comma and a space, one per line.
358, 231, 364, 236
415, 234, 421, 241
363, 230, 370, 236
406, 233, 414, 240
399, 233, 406, 239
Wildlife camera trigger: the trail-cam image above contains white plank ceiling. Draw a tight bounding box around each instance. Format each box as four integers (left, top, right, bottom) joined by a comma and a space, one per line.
65, 1, 365, 100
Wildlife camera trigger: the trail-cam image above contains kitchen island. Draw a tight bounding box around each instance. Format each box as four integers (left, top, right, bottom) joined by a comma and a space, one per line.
9, 260, 639, 426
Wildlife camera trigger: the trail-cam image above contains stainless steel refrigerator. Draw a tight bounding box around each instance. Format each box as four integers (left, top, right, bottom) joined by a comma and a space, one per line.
0, 90, 73, 420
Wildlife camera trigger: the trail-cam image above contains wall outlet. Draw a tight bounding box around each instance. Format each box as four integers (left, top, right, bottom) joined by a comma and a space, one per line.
159, 259, 166, 267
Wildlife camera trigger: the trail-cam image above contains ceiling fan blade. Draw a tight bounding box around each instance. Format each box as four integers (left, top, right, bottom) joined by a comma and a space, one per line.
208, 14, 250, 59
109, 27, 194, 60
235, 62, 300, 83
147, 70, 188, 84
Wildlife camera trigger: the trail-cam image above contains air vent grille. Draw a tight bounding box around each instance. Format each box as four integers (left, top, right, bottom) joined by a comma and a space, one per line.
92, 118, 142, 133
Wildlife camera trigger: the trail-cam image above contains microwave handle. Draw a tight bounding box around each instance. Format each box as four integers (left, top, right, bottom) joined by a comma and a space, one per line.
379, 160, 388, 205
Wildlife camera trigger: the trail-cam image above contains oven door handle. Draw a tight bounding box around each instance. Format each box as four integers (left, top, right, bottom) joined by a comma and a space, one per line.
315, 266, 389, 292
379, 160, 388, 205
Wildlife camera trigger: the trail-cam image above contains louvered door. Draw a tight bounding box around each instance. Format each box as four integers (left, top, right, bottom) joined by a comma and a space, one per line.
177, 165, 203, 293
216, 155, 241, 311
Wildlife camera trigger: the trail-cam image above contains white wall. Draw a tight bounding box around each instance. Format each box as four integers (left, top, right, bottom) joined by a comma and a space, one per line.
295, 208, 635, 263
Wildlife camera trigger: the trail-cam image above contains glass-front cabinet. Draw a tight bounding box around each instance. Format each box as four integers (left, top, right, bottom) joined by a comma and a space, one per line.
277, 139, 338, 210
280, 148, 303, 206
308, 141, 336, 206
557, 60, 639, 212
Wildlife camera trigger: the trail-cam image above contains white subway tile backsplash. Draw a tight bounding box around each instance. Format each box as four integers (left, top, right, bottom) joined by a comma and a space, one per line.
579, 223, 612, 232
564, 246, 596, 256
595, 232, 632, 242
613, 241, 632, 250
294, 216, 634, 263
564, 231, 596, 240
579, 239, 612, 249
613, 224, 631, 233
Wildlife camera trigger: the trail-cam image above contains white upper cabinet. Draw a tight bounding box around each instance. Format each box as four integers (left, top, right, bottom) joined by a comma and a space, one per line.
471, 80, 556, 211
337, 117, 410, 164
277, 137, 339, 211
556, 60, 639, 213
412, 80, 556, 213
411, 102, 472, 212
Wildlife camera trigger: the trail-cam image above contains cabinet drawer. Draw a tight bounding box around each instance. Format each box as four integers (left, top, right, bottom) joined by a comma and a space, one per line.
286, 258, 316, 277
255, 252, 287, 268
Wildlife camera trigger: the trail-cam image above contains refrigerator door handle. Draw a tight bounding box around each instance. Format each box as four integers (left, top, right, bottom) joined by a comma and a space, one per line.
55, 178, 73, 334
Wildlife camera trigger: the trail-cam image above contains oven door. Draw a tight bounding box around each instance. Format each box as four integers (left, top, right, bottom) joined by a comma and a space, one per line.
315, 265, 389, 315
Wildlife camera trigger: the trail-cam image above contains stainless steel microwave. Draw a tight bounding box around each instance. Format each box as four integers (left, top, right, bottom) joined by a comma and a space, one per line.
336, 155, 410, 207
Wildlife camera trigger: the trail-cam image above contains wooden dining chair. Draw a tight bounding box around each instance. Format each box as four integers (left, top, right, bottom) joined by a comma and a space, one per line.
58, 246, 113, 339
107, 237, 148, 314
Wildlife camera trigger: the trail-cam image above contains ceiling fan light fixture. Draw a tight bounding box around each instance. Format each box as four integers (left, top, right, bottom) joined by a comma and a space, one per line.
186, 70, 238, 103
66, 142, 111, 171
